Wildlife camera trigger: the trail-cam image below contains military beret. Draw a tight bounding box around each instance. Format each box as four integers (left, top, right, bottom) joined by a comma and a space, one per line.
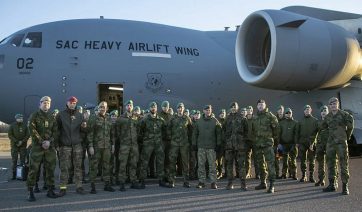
106, 113, 110, 116
227, 109, 231, 114
133, 106, 140, 111
303, 105, 311, 110
149, 102, 157, 108
15, 114, 23, 119
94, 106, 99, 111
203, 105, 212, 110
246, 106, 253, 110
84, 110, 90, 114
98, 101, 107, 107
184, 109, 189, 113
109, 111, 116, 115
284, 108, 292, 114
125, 100, 133, 106
112, 110, 119, 114
52, 109, 59, 114
320, 105, 328, 112
40, 96, 51, 102
195, 110, 201, 114
67, 96, 78, 102
144, 109, 150, 113
240, 108, 246, 112
161, 101, 169, 107
257, 99, 265, 104
219, 109, 226, 114
229, 102, 238, 108
176, 102, 184, 108
140, 110, 145, 115
277, 105, 284, 111
329, 97, 339, 105
77, 106, 83, 110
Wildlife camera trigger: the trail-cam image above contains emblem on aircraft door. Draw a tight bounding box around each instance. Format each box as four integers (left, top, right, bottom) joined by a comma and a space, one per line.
145, 73, 164, 93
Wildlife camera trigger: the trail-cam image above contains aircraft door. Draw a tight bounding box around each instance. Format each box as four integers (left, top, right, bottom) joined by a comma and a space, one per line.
97, 84, 123, 115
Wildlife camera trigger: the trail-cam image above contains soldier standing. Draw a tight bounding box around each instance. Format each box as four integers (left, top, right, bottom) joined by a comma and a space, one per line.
245, 106, 259, 179
189, 110, 200, 180
192, 105, 222, 189
217, 109, 226, 179
240, 108, 247, 118
109, 110, 119, 186
297, 105, 318, 183
87, 101, 116, 194
274, 105, 285, 179
252, 100, 280, 193
323, 97, 353, 195
224, 102, 248, 191
26, 96, 59, 201
115, 100, 142, 191
166, 103, 193, 188
81, 110, 91, 183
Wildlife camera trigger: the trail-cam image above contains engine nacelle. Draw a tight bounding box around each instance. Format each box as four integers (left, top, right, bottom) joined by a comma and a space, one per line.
235, 10, 362, 91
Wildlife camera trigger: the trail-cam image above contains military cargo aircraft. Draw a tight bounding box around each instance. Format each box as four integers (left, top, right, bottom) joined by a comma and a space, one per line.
0, 6, 361, 153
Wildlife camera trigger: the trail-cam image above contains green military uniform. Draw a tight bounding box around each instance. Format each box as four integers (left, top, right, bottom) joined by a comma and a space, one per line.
275, 113, 285, 177
158, 108, 172, 180
245, 113, 259, 178
109, 115, 117, 184
216, 109, 226, 179
189, 118, 198, 180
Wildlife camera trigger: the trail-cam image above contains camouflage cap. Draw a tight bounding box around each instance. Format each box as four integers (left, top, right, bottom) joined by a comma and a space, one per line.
203, 105, 212, 110
257, 99, 265, 104
329, 97, 339, 105
320, 105, 328, 112
184, 109, 189, 113
161, 101, 169, 107
277, 105, 284, 111
125, 100, 133, 106
52, 109, 59, 114
240, 108, 246, 112
15, 114, 23, 119
190, 110, 196, 115
246, 106, 253, 110
219, 109, 226, 114
133, 106, 140, 111
303, 105, 311, 110
229, 102, 238, 108
77, 106, 83, 110
40, 96, 51, 102
176, 102, 184, 108
84, 110, 90, 114
149, 102, 157, 108
94, 106, 99, 111
284, 107, 292, 114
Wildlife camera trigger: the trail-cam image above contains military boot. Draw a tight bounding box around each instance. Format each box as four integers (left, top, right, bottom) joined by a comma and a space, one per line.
267, 181, 275, 193
280, 174, 287, 179
58, 188, 66, 197
46, 187, 58, 198
342, 183, 349, 195
104, 181, 115, 192
120, 183, 126, 191
183, 182, 190, 188
241, 180, 248, 191
315, 179, 325, 186
130, 181, 142, 189
140, 179, 146, 189
292, 175, 298, 180
159, 179, 167, 188
33, 182, 40, 193
90, 183, 97, 194
211, 182, 217, 189
309, 172, 316, 183
323, 179, 336, 192
255, 180, 267, 190
27, 187, 36, 202
226, 180, 233, 190
300, 172, 307, 182
166, 182, 174, 188
11, 172, 16, 180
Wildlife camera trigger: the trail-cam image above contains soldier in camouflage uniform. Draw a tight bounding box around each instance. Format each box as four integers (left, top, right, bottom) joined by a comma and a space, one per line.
139, 102, 169, 188
224, 102, 248, 191
192, 105, 222, 189
245, 106, 259, 179
109, 110, 119, 185
274, 105, 285, 179
114, 100, 142, 191
217, 109, 226, 179
297, 105, 318, 183
240, 108, 247, 118
26, 96, 59, 201
189, 110, 200, 180
8, 114, 29, 180
252, 100, 280, 193
87, 101, 116, 194
81, 110, 91, 183
166, 103, 193, 188
323, 97, 353, 195
133, 106, 141, 117
276, 108, 298, 180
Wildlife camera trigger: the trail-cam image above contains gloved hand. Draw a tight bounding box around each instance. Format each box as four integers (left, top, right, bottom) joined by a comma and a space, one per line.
214, 145, 221, 152
193, 145, 198, 151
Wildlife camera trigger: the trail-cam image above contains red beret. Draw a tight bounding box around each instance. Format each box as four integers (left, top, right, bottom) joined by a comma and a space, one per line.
67, 96, 78, 102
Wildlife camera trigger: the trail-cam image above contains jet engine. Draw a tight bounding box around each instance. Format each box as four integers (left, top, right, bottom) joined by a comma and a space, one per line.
235, 9, 362, 91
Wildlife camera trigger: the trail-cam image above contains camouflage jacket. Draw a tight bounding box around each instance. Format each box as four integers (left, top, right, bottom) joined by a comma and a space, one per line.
139, 114, 167, 145
218, 118, 226, 146
192, 114, 222, 149
8, 121, 30, 148
325, 109, 354, 144
28, 109, 59, 147
297, 115, 318, 145
223, 113, 248, 150
158, 110, 172, 141
252, 108, 280, 147
114, 113, 139, 146
277, 118, 298, 145
167, 114, 192, 146
87, 114, 113, 148
310, 118, 329, 146
246, 115, 255, 141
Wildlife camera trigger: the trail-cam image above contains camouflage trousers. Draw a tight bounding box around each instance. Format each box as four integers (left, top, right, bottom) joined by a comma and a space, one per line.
89, 148, 111, 183
81, 142, 88, 178
168, 145, 189, 183
245, 140, 259, 176
118, 144, 139, 183
281, 144, 297, 176
163, 140, 170, 179
255, 145, 275, 181
11, 145, 26, 173
316, 143, 339, 181
59, 144, 83, 188
326, 142, 349, 183
225, 149, 246, 181
198, 148, 217, 183
26, 145, 56, 187
110, 142, 121, 178
27, 145, 46, 182
299, 143, 316, 173
189, 147, 198, 179
140, 142, 165, 180
216, 147, 225, 176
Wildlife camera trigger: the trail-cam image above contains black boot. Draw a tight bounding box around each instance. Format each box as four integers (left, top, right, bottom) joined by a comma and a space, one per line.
90, 183, 97, 194
309, 172, 316, 183
33, 182, 40, 193
27, 187, 36, 202
300, 172, 307, 182
104, 181, 115, 192
12, 172, 16, 180
159, 179, 167, 188
255, 180, 267, 190
342, 183, 349, 195
323, 179, 336, 192
315, 179, 325, 186
241, 180, 248, 191
120, 183, 126, 191
267, 181, 275, 193
140, 179, 146, 189
292, 175, 298, 180
130, 181, 142, 189
46, 186, 58, 198
226, 180, 233, 190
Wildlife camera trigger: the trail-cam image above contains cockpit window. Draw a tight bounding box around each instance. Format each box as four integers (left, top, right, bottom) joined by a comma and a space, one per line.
23, 32, 42, 48
9, 34, 25, 47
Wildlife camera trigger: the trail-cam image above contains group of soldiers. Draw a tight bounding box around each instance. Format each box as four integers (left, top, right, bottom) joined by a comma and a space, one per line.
7, 96, 353, 202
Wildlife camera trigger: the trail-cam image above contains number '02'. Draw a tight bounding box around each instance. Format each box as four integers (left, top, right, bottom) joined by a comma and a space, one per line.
17, 58, 34, 69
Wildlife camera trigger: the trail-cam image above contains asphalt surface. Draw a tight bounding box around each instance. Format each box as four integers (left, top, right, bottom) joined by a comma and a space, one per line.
0, 152, 361, 212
